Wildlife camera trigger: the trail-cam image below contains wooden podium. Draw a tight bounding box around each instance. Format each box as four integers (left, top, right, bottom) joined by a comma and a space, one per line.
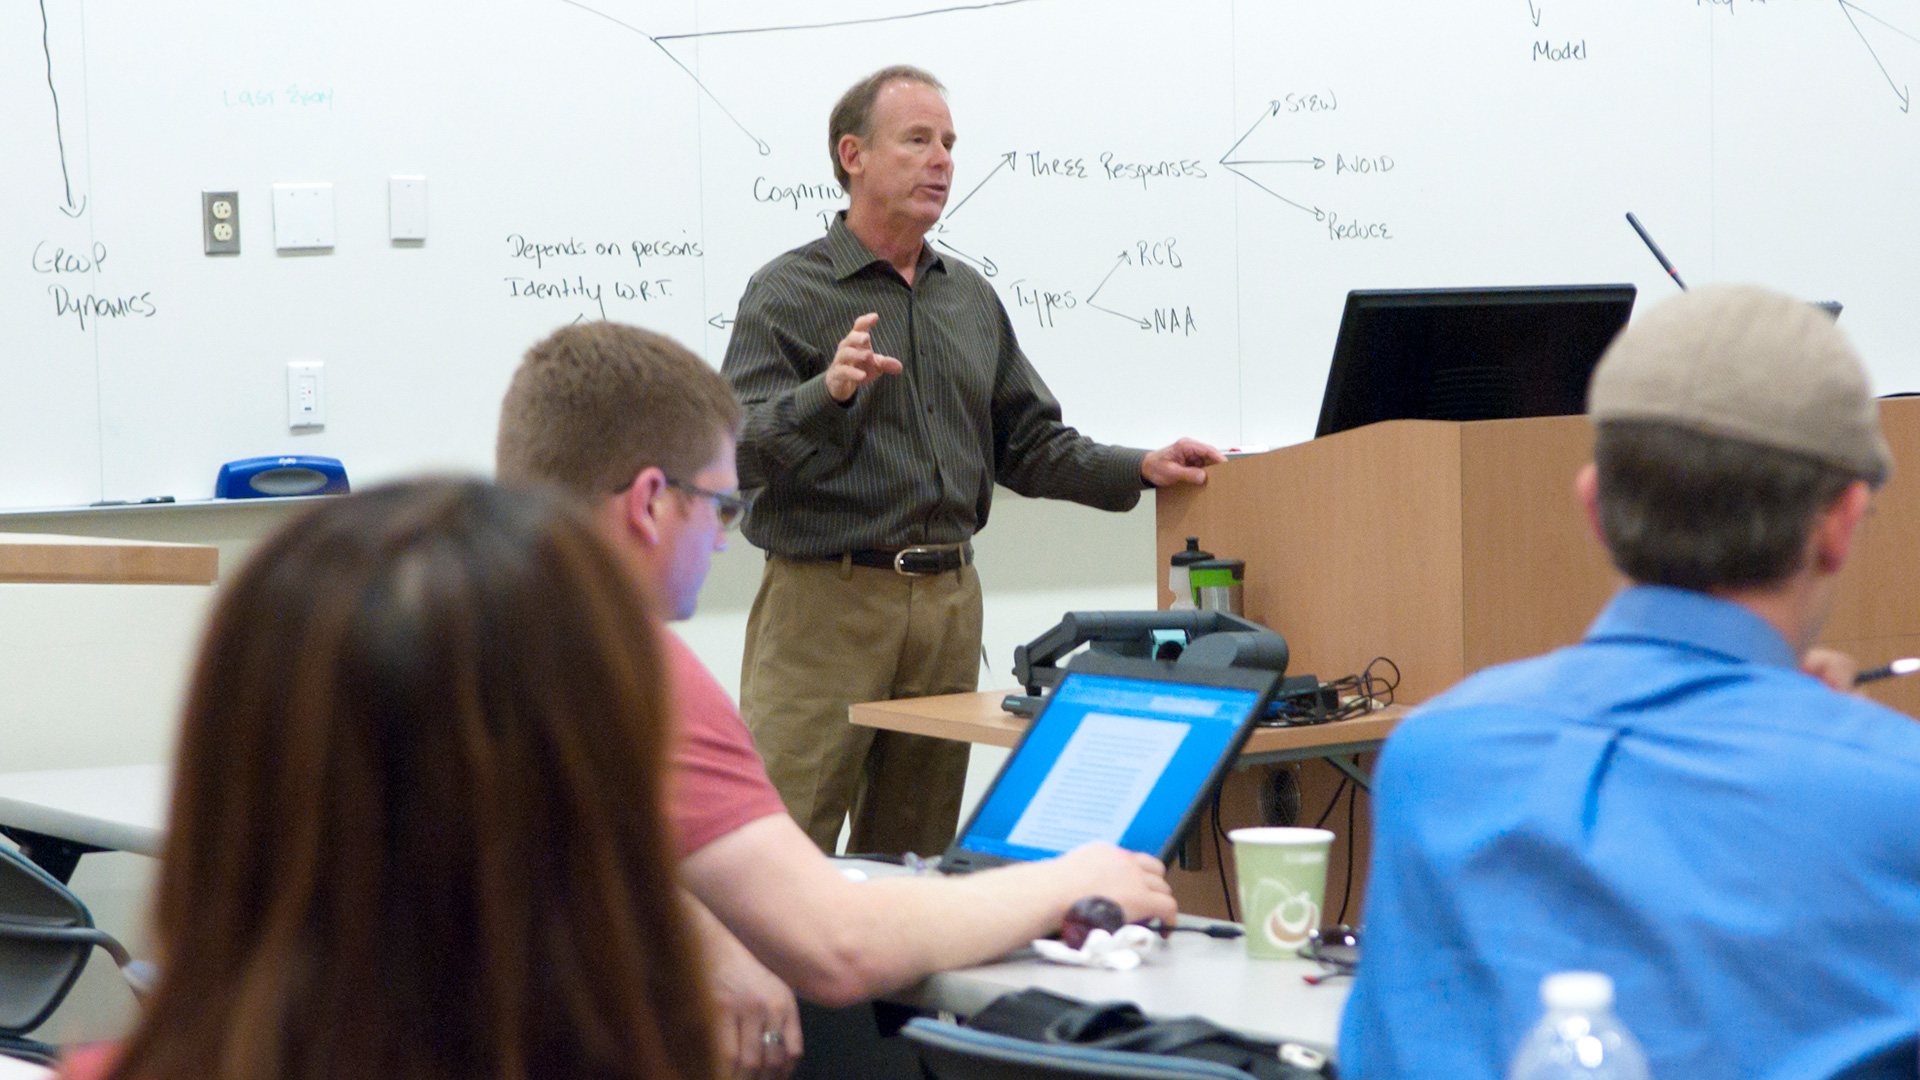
1152, 400, 1920, 919
1158, 414, 1609, 705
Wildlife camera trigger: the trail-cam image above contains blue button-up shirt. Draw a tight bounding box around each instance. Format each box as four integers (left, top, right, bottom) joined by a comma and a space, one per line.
1340, 586, 1920, 1080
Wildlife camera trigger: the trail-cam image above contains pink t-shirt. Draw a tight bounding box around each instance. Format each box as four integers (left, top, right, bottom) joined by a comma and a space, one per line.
663, 631, 788, 857
54, 1043, 115, 1080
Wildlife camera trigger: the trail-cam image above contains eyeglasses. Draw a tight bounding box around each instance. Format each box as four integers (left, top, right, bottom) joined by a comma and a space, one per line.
1301, 924, 1360, 985
665, 478, 749, 530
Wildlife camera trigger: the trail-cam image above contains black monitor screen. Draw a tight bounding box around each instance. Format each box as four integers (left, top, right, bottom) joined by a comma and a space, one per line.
1314, 284, 1636, 438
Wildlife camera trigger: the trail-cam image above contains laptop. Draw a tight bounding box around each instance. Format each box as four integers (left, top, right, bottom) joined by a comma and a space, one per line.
940, 654, 1280, 872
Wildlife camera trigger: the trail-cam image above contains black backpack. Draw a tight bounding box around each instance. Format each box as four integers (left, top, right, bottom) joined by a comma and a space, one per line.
965, 987, 1337, 1080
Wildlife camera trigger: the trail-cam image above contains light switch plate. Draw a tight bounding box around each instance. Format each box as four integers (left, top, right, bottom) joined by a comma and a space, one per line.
271, 183, 335, 250
287, 361, 325, 428
389, 175, 427, 241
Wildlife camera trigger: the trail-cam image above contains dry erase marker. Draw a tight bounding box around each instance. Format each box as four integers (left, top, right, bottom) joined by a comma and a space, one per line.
1854, 657, 1920, 686
1625, 212, 1688, 291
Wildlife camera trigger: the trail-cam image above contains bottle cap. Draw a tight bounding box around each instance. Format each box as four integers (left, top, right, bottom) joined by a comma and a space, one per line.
1172, 537, 1214, 566
1540, 971, 1614, 1012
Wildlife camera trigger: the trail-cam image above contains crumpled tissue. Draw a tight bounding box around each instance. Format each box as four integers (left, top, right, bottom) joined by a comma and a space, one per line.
1031, 924, 1160, 970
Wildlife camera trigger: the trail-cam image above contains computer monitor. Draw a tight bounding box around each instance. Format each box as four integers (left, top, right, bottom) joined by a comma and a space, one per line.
1314, 284, 1637, 438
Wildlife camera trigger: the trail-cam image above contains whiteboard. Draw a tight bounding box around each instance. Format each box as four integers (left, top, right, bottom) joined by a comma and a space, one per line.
6, 0, 1919, 510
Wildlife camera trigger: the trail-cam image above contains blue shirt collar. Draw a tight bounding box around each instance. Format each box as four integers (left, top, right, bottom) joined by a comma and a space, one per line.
1584, 585, 1799, 670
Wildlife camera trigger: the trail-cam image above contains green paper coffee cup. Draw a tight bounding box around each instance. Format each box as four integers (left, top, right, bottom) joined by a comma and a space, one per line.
1229, 826, 1334, 959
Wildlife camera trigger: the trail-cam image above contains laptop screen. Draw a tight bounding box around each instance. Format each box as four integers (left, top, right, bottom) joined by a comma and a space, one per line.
952, 669, 1266, 863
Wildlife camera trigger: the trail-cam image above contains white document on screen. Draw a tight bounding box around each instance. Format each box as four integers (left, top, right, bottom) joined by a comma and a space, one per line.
1005, 713, 1190, 852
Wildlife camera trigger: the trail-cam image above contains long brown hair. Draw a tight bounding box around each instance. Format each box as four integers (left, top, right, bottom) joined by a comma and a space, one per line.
109, 479, 715, 1080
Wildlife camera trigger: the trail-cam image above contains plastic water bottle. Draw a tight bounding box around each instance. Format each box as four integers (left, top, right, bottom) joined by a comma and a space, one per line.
1168, 537, 1212, 610
1507, 972, 1650, 1080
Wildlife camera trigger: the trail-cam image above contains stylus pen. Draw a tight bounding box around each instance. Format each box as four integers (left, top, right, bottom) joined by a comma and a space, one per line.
1855, 658, 1920, 686
1625, 212, 1688, 291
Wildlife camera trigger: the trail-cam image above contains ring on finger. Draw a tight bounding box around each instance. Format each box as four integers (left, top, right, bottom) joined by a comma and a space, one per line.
761, 1030, 784, 1048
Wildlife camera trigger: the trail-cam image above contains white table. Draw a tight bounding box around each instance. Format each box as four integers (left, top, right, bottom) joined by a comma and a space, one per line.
900, 930, 1349, 1048
0, 764, 167, 881
0, 1056, 55, 1080
841, 859, 1349, 1049
0, 770, 1353, 1050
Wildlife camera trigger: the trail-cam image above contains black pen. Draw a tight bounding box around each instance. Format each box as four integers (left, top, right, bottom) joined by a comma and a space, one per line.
89, 496, 176, 506
1855, 658, 1920, 686
1625, 212, 1688, 291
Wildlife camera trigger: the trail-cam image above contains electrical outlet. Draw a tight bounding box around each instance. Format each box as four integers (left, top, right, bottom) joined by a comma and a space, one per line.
202, 191, 240, 255
287, 361, 325, 429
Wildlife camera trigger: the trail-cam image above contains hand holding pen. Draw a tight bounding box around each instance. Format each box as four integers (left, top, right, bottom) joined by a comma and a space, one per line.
1856, 658, 1920, 686
1801, 649, 1918, 691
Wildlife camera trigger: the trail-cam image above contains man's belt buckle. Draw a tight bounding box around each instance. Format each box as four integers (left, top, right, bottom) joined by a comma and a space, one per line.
893, 546, 946, 576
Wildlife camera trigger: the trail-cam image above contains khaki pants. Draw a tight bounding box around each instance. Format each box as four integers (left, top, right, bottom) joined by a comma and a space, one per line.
740, 555, 979, 857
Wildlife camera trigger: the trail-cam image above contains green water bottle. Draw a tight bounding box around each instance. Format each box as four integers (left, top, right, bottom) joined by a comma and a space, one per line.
1189, 557, 1246, 615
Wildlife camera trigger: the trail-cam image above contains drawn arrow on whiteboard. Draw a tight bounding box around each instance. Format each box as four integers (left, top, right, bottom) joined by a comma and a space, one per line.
944, 151, 1018, 222
1528, 0, 1543, 28
552, 0, 773, 154
933, 238, 999, 278
1086, 302, 1150, 330
563, 0, 1052, 156
39, 0, 86, 217
1085, 252, 1129, 305
1084, 252, 1150, 330
1221, 157, 1325, 169
1219, 100, 1285, 162
1217, 102, 1327, 220
655, 0, 1047, 41
1220, 163, 1326, 220
708, 313, 735, 330
1838, 0, 1913, 112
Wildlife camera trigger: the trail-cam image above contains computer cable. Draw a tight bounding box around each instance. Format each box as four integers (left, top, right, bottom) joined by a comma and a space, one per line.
1262, 655, 1401, 725
1209, 789, 1236, 923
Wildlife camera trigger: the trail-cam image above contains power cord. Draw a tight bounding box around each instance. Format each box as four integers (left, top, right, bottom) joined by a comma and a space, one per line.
1210, 788, 1236, 923
1167, 922, 1245, 939
1302, 768, 1365, 926
1323, 656, 1401, 721
1313, 777, 1348, 830
1338, 773, 1358, 926
1263, 655, 1401, 725
1215, 657, 1395, 926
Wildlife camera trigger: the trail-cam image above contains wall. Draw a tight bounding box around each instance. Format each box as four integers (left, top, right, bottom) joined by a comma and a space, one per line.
10, 0, 1920, 509
2, 487, 1157, 1042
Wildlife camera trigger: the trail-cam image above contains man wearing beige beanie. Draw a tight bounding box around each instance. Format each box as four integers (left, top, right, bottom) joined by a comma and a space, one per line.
1340, 286, 1920, 1080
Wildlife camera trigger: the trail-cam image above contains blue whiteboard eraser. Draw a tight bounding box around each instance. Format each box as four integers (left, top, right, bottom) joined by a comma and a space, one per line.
215, 455, 350, 498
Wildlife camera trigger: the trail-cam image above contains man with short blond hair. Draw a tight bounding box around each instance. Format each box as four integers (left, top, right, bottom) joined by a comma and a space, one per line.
723, 66, 1225, 858
499, 320, 740, 500
499, 320, 1178, 1080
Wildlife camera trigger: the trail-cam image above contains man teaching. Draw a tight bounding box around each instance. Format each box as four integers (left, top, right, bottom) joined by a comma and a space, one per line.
722, 65, 1223, 856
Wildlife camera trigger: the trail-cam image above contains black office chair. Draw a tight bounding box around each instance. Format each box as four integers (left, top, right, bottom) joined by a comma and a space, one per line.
903, 1018, 1262, 1080
0, 843, 148, 1066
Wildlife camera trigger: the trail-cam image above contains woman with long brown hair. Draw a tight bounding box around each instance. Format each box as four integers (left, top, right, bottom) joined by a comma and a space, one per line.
73, 479, 715, 1080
